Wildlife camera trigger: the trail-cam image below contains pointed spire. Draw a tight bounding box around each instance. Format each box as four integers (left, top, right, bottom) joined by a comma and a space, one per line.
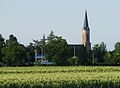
43, 34, 45, 40
42, 34, 46, 45
83, 10, 89, 28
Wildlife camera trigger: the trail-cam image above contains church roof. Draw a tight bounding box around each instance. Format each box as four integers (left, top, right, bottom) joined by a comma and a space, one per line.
83, 10, 89, 28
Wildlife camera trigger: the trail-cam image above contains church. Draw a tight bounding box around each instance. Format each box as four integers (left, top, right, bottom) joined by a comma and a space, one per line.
34, 10, 91, 64
69, 10, 91, 58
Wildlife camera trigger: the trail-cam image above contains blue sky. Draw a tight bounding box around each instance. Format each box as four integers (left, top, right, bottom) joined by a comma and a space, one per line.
0, 0, 120, 50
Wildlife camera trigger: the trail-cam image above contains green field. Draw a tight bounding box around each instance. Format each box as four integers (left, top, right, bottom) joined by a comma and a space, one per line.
0, 66, 120, 88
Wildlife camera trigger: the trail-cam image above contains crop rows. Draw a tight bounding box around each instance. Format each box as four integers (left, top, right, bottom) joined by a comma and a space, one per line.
0, 66, 120, 88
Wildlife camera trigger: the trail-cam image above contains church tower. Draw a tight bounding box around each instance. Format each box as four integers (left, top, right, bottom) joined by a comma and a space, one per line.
82, 10, 91, 51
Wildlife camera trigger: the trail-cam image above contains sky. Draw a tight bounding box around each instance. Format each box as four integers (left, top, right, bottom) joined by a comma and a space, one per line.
0, 0, 120, 50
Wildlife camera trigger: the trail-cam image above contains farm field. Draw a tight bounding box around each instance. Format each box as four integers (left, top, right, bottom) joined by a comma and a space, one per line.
0, 66, 120, 88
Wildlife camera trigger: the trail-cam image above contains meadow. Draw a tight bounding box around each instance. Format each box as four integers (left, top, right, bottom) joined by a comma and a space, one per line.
0, 66, 120, 88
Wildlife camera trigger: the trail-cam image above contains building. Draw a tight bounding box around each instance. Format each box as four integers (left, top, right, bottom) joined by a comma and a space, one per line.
69, 10, 91, 58
69, 44, 84, 58
34, 10, 91, 64
82, 10, 91, 51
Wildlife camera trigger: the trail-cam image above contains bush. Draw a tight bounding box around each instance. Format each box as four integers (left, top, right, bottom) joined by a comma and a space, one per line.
68, 56, 79, 66
0, 62, 5, 67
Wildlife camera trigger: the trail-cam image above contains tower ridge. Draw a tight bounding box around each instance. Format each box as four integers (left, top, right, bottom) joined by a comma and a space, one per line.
83, 10, 89, 28
82, 10, 91, 51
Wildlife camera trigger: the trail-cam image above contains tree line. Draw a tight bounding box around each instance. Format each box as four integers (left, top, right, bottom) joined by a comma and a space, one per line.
0, 31, 120, 66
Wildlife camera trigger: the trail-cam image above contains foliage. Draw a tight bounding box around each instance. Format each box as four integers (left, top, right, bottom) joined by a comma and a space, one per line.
25, 43, 35, 65
104, 42, 120, 65
0, 34, 5, 62
45, 31, 69, 65
80, 47, 92, 65
92, 42, 107, 64
0, 62, 4, 67
1, 32, 120, 66
2, 34, 27, 66
68, 56, 79, 65
113, 42, 120, 65
104, 51, 114, 65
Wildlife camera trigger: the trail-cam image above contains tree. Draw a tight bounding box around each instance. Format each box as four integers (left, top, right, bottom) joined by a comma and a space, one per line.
2, 34, 27, 66
0, 34, 5, 65
104, 42, 120, 65
45, 31, 69, 65
99, 42, 107, 62
104, 51, 114, 65
47, 30, 55, 42
92, 42, 107, 64
25, 43, 35, 65
33, 35, 46, 49
80, 46, 92, 65
0, 34, 5, 58
33, 34, 47, 64
111, 42, 120, 65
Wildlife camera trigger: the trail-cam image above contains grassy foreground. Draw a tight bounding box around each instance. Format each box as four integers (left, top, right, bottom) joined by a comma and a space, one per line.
0, 66, 120, 88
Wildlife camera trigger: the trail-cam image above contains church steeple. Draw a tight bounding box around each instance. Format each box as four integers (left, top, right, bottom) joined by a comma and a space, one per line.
82, 10, 91, 51
83, 10, 89, 28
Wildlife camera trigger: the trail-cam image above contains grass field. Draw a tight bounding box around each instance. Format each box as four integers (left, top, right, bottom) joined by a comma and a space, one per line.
0, 66, 120, 88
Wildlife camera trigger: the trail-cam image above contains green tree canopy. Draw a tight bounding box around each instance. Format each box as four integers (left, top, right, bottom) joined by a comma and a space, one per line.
0, 34, 5, 63
2, 34, 27, 66
113, 42, 120, 65
45, 31, 69, 65
92, 42, 107, 64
